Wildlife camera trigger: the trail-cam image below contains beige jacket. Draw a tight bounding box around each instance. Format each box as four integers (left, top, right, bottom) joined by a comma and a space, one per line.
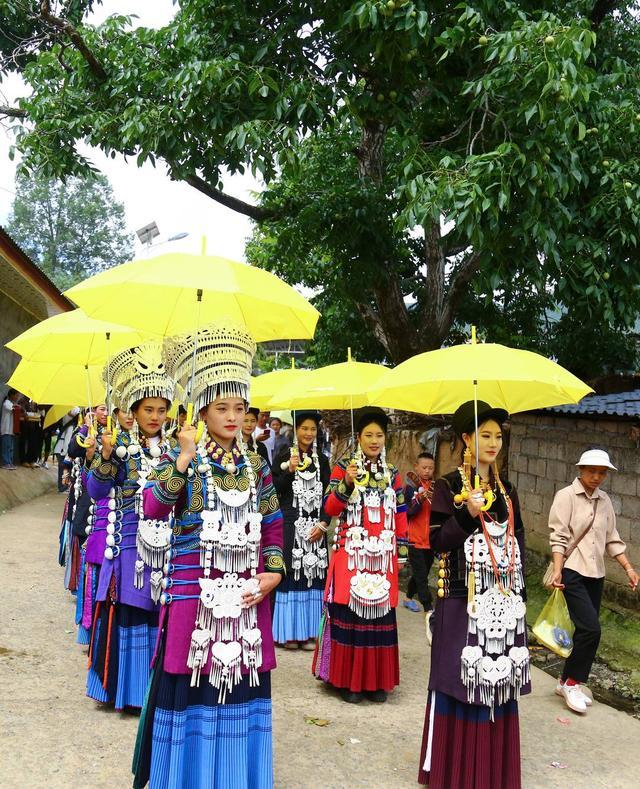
548, 478, 626, 578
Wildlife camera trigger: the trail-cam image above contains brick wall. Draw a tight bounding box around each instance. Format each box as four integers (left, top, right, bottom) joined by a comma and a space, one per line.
509, 412, 639, 604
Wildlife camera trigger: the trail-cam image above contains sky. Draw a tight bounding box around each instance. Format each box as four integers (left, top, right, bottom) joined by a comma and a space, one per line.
0, 0, 261, 261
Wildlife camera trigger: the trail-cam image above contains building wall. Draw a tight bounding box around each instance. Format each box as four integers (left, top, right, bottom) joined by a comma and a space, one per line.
0, 291, 35, 399
509, 412, 639, 603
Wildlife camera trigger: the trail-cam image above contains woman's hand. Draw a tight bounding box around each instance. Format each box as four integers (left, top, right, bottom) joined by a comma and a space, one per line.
85, 435, 96, 462
465, 487, 485, 518
176, 424, 198, 472
241, 572, 282, 609
101, 432, 114, 460
308, 523, 327, 543
626, 567, 639, 591
344, 462, 358, 486
288, 454, 300, 473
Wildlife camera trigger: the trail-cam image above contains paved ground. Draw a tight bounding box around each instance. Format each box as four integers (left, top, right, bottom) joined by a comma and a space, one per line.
1, 491, 640, 788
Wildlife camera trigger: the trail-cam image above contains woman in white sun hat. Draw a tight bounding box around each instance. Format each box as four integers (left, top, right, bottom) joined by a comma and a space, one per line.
547, 447, 639, 714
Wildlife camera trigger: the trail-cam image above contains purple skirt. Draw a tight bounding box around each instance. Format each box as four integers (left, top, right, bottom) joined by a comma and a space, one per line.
418, 691, 521, 788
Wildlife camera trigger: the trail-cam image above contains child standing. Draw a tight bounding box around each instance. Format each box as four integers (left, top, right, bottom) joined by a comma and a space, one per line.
404, 453, 435, 618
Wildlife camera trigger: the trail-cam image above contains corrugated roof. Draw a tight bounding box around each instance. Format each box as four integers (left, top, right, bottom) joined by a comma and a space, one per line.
546, 390, 640, 418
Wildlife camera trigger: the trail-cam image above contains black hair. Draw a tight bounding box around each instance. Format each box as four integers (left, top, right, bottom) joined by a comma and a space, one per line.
177, 405, 187, 416
7, 388, 17, 398
131, 397, 171, 413
355, 407, 389, 435
417, 452, 434, 461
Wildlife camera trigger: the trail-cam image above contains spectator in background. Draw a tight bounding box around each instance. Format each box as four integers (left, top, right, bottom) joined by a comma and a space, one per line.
270, 415, 291, 458
1, 388, 19, 470
254, 410, 276, 463
242, 407, 270, 465
404, 453, 436, 624
548, 448, 639, 714
53, 407, 79, 491
22, 399, 43, 468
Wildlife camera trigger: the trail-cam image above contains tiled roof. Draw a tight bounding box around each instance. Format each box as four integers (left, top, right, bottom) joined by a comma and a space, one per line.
546, 390, 640, 419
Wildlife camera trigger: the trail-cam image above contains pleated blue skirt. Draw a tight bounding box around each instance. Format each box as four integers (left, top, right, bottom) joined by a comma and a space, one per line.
87, 601, 158, 710
134, 666, 273, 789
272, 585, 323, 644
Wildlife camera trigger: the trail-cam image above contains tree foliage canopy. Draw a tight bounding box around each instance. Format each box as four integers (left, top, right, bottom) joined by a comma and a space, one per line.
6, 172, 133, 291
2, 1, 639, 373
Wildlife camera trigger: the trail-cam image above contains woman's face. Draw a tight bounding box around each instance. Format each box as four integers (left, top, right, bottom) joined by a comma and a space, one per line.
269, 418, 282, 435
463, 419, 503, 465
94, 404, 109, 426
296, 419, 317, 451
242, 411, 257, 439
580, 465, 608, 491
358, 421, 386, 459
203, 398, 246, 445
133, 398, 168, 437
116, 409, 135, 431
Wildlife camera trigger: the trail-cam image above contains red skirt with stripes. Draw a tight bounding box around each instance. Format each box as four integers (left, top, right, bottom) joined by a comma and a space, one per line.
324, 603, 399, 692
418, 690, 521, 788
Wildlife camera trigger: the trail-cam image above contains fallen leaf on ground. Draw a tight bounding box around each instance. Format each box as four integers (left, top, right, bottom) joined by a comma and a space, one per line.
337, 740, 345, 746
549, 761, 568, 769
556, 717, 571, 725
304, 716, 330, 726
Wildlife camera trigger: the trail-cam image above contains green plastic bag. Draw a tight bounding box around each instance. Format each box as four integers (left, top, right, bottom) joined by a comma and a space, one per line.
532, 588, 575, 658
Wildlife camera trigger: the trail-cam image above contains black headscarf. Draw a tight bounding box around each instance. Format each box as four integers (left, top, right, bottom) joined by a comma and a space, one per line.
355, 406, 389, 434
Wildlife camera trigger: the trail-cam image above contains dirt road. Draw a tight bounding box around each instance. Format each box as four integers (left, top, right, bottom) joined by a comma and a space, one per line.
1, 492, 639, 788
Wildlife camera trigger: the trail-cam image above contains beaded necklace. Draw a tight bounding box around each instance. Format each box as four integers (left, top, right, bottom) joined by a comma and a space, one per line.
291, 439, 328, 585
184, 428, 263, 700
340, 446, 397, 619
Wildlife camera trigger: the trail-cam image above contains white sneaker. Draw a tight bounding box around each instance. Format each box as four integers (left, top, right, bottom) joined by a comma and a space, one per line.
425, 611, 433, 646
556, 680, 593, 706
557, 681, 587, 713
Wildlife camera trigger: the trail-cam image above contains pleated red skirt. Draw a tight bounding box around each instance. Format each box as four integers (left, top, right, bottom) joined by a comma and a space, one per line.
418, 690, 521, 789
325, 603, 399, 692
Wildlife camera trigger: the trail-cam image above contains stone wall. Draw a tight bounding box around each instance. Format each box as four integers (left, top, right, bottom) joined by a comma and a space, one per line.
509, 412, 639, 605
0, 290, 34, 399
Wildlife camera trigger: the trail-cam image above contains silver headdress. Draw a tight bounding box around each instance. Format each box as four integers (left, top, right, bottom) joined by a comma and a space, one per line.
164, 324, 256, 414
104, 342, 175, 412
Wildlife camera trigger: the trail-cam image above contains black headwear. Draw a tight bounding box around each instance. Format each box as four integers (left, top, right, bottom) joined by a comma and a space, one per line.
452, 400, 508, 437
355, 406, 389, 434
293, 410, 321, 427
247, 406, 260, 418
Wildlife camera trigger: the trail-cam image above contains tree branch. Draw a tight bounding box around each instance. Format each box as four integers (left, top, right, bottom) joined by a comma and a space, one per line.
184, 174, 276, 221
0, 104, 28, 118
39, 0, 107, 82
440, 251, 482, 334
589, 1, 620, 28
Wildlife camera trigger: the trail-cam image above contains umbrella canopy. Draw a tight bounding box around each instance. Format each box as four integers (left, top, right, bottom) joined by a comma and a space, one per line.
5, 309, 154, 366
65, 252, 320, 341
8, 360, 105, 406
268, 351, 390, 411
369, 338, 593, 415
250, 364, 311, 410
43, 404, 76, 430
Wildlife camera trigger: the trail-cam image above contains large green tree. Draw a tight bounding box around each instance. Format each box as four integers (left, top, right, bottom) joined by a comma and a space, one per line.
6, 173, 133, 290
1, 1, 639, 364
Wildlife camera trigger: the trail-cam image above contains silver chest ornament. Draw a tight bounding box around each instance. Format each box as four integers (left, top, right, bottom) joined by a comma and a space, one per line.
290, 453, 328, 585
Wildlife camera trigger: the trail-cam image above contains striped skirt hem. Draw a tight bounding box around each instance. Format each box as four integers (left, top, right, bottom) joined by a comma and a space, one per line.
272, 587, 323, 643
418, 690, 521, 788
134, 638, 273, 789
317, 602, 399, 692
87, 600, 158, 710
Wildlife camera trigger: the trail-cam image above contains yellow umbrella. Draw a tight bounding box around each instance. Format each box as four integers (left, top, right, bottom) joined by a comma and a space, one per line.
268, 349, 390, 412
5, 309, 153, 365
250, 361, 311, 410
369, 329, 593, 415
65, 250, 320, 341
43, 404, 77, 430
8, 360, 105, 406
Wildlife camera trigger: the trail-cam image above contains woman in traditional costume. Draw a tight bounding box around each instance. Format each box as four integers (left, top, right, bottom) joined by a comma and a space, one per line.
313, 407, 407, 703
418, 401, 529, 789
272, 410, 331, 650
133, 325, 284, 789
59, 404, 107, 623
86, 344, 175, 709
77, 408, 135, 649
